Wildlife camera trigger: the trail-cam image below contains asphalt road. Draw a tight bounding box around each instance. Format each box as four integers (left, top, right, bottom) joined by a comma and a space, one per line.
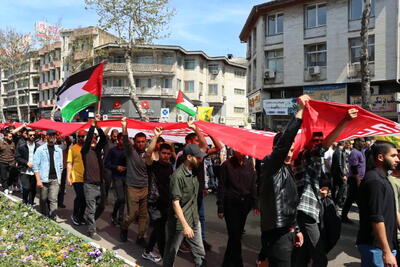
13, 185, 362, 266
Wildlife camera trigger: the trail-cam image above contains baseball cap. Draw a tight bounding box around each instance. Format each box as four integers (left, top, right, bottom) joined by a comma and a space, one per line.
183, 144, 207, 158
46, 129, 57, 135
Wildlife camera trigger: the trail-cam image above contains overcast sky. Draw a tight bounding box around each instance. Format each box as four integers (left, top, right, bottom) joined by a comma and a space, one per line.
0, 0, 267, 57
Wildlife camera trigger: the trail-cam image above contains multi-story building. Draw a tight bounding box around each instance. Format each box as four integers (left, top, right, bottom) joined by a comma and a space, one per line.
38, 42, 61, 119
4, 52, 40, 122
96, 44, 248, 126
0, 68, 7, 121
38, 26, 120, 119
240, 0, 400, 130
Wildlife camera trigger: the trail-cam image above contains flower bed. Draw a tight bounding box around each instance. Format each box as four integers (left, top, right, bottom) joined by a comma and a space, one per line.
0, 193, 132, 266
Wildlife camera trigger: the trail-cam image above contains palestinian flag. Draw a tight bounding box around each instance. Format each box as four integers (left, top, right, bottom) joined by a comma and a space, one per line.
56, 62, 104, 122
176, 90, 197, 116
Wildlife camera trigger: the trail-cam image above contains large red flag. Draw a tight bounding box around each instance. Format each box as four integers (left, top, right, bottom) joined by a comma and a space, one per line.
295, 100, 400, 156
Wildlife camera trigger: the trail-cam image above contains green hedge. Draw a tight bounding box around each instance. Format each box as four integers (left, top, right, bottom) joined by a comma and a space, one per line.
0, 193, 133, 266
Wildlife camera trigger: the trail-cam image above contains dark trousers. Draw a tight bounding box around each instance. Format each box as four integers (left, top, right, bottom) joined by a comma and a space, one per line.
73, 182, 86, 220
259, 228, 294, 267
0, 162, 11, 190
342, 175, 358, 219
84, 183, 105, 234
294, 212, 327, 267
146, 213, 167, 257
112, 178, 126, 222
222, 197, 252, 267
104, 168, 112, 200
20, 173, 36, 205
57, 169, 67, 206
332, 176, 347, 208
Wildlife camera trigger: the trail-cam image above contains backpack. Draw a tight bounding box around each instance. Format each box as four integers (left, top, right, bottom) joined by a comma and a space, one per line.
320, 196, 341, 252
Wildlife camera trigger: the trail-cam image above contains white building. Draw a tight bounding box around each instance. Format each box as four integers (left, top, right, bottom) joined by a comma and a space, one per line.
240, 0, 400, 130
97, 44, 248, 126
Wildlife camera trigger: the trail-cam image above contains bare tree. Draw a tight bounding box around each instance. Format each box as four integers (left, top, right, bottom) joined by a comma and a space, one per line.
85, 0, 175, 120
0, 28, 34, 121
360, 0, 372, 110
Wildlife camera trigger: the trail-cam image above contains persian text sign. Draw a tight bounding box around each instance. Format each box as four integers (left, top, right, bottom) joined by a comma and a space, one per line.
248, 91, 262, 114
303, 84, 347, 103
263, 98, 297, 115
350, 94, 396, 112
35, 21, 61, 41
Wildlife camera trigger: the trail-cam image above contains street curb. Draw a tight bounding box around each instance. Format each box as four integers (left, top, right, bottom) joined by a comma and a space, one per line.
1, 192, 137, 267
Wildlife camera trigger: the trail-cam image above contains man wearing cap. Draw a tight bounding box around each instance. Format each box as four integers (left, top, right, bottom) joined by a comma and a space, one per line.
67, 129, 87, 226
163, 144, 207, 267
15, 128, 39, 205
33, 129, 63, 220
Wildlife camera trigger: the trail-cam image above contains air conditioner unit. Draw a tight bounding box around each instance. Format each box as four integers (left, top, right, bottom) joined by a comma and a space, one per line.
264, 69, 276, 79
308, 66, 321, 75
177, 114, 184, 122
211, 69, 219, 75
219, 116, 226, 124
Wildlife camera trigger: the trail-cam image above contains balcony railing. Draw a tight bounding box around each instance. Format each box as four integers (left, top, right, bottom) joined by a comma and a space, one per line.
104, 63, 174, 74
102, 86, 175, 97
39, 80, 61, 90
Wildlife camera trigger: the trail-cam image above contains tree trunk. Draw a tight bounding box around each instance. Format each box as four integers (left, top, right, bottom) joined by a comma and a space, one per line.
13, 77, 21, 121
125, 48, 147, 121
50, 102, 58, 121
26, 90, 30, 123
360, 0, 371, 111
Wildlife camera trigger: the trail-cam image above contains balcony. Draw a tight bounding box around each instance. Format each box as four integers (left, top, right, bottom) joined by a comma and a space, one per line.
73, 50, 92, 61
102, 86, 175, 98
104, 63, 174, 74
205, 94, 224, 104
40, 60, 61, 72
39, 80, 61, 90
38, 99, 56, 108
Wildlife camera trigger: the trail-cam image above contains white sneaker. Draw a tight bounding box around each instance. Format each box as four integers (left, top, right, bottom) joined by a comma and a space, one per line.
142, 251, 161, 263
4, 189, 9, 195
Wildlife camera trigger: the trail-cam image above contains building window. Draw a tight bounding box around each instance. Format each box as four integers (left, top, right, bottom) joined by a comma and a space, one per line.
350, 36, 375, 63
305, 43, 327, 67
208, 64, 219, 73
350, 0, 375, 20
110, 55, 125, 63
234, 88, 245, 95
305, 3, 326, 28
199, 61, 204, 73
164, 78, 172, 88
184, 80, 194, 93
252, 27, 257, 54
177, 79, 181, 90
135, 55, 153, 64
265, 49, 284, 72
267, 13, 283, 36
135, 78, 152, 88
234, 107, 245, 113
208, 84, 218, 95
162, 55, 174, 65
184, 59, 195, 70
199, 82, 203, 93
252, 59, 257, 89
234, 70, 246, 78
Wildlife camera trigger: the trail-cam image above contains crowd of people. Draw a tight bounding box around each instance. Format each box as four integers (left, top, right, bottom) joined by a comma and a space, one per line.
0, 95, 400, 267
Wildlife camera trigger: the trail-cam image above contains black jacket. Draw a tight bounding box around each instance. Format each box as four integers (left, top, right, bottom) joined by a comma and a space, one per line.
15, 141, 39, 173
81, 126, 107, 184
260, 117, 301, 232
331, 148, 346, 180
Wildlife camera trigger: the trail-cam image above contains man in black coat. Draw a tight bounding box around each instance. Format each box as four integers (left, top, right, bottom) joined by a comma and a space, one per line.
15, 128, 39, 205
331, 141, 347, 208
257, 95, 309, 267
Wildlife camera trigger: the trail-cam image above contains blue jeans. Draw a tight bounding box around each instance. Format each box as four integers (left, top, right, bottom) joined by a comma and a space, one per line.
198, 197, 206, 240
358, 244, 397, 267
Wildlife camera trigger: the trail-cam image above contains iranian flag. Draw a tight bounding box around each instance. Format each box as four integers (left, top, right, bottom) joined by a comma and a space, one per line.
176, 90, 197, 116
56, 62, 104, 122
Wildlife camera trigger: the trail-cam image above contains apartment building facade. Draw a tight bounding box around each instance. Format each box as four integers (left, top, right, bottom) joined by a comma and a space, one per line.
38, 26, 120, 119
3, 53, 40, 122
240, 0, 400, 130
96, 44, 248, 126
